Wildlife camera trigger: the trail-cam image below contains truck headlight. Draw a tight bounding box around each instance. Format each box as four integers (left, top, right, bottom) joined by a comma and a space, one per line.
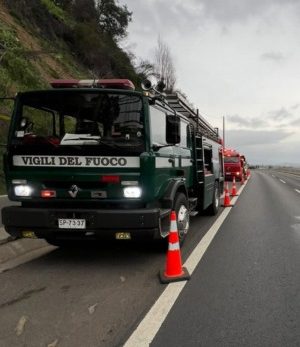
123, 186, 142, 198
14, 185, 32, 197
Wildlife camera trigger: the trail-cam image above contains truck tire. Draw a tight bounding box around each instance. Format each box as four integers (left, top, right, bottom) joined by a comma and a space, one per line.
174, 193, 190, 245
207, 181, 220, 216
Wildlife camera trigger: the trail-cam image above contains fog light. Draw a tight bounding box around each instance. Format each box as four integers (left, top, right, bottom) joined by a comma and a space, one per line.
123, 186, 142, 198
22, 231, 37, 238
14, 185, 32, 197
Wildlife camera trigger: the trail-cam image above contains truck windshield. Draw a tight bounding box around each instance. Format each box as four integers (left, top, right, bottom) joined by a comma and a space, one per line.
13, 90, 144, 152
224, 157, 240, 163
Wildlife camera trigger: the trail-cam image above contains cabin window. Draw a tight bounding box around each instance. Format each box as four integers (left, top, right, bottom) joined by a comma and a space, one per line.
204, 147, 213, 174
149, 106, 167, 146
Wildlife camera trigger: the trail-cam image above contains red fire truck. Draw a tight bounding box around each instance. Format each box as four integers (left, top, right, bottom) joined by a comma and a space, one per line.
224, 148, 248, 181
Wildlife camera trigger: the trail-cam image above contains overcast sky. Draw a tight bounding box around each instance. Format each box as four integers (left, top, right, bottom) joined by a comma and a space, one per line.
119, 0, 300, 165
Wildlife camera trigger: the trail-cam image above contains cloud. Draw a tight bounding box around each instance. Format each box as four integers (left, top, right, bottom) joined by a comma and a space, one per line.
227, 115, 267, 128
290, 118, 300, 127
261, 51, 285, 62
291, 104, 300, 110
122, 0, 300, 165
268, 107, 294, 121
124, 0, 300, 36
225, 129, 298, 164
227, 107, 300, 130
226, 129, 292, 146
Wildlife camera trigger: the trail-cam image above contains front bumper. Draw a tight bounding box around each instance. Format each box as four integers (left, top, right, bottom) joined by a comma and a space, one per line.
2, 206, 171, 240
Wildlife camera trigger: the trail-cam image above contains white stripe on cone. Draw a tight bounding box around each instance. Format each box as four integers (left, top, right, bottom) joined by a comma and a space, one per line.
168, 242, 180, 251
170, 220, 177, 232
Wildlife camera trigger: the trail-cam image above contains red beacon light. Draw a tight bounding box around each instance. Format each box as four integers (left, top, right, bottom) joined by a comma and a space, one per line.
50, 79, 135, 90
50, 79, 80, 88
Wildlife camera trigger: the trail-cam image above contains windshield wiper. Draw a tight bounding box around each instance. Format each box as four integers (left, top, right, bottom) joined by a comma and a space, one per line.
63, 137, 128, 150
152, 144, 174, 150
62, 137, 99, 141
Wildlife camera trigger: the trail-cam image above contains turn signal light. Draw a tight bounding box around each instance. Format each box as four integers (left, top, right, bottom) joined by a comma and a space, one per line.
41, 190, 56, 198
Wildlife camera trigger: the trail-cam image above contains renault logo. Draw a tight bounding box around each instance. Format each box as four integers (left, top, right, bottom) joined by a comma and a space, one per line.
68, 184, 79, 198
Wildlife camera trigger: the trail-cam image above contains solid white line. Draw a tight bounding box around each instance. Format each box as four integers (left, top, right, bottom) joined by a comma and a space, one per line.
124, 182, 248, 347
0, 195, 8, 198
295, 189, 300, 194
280, 179, 286, 184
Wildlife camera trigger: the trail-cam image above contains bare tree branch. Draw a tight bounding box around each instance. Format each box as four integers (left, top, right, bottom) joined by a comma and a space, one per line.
154, 36, 176, 92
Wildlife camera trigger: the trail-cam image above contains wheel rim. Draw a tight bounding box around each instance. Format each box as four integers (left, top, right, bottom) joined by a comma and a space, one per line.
177, 204, 189, 238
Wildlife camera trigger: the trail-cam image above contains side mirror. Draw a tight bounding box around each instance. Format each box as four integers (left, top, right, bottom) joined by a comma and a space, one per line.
20, 117, 33, 133
166, 114, 180, 144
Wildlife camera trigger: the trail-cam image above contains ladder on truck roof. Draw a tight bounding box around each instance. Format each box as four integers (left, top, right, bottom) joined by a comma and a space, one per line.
165, 93, 220, 142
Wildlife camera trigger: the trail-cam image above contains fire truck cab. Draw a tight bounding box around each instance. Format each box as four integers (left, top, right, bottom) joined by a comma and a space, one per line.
2, 79, 224, 246
223, 148, 246, 181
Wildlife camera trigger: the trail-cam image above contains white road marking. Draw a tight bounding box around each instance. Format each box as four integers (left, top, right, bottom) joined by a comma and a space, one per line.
124, 182, 247, 347
280, 179, 286, 184
295, 189, 300, 194
275, 171, 300, 179
272, 175, 275, 177
0, 195, 8, 198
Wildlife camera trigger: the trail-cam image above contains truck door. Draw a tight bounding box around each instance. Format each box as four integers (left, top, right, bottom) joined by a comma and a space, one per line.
149, 105, 178, 198
173, 119, 193, 186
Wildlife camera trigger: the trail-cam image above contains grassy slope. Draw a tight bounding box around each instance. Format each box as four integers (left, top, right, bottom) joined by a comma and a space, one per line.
0, 3, 93, 194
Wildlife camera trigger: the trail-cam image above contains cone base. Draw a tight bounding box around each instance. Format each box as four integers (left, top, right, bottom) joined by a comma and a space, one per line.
159, 267, 190, 284
222, 203, 234, 207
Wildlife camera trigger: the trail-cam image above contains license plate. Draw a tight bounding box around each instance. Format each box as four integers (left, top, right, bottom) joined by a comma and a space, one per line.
58, 219, 86, 229
115, 232, 131, 240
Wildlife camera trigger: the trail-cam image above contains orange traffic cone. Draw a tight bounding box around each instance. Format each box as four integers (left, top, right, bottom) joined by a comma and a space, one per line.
159, 211, 190, 284
223, 182, 234, 207
231, 176, 238, 196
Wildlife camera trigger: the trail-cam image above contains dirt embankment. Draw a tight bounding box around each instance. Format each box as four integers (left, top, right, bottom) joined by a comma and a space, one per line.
0, 2, 76, 83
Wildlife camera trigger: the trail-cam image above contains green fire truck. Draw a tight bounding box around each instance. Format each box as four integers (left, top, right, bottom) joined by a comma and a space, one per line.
2, 79, 224, 246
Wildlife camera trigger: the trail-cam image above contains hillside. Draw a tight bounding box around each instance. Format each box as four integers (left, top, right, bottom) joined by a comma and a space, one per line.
0, 0, 141, 194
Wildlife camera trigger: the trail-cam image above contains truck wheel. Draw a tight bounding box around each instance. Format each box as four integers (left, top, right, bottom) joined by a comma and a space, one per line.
174, 193, 190, 245
207, 182, 220, 216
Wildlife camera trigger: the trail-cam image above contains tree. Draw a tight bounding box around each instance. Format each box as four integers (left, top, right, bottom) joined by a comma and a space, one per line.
53, 0, 73, 10
135, 59, 155, 80
154, 36, 176, 92
72, 0, 98, 23
96, 0, 132, 40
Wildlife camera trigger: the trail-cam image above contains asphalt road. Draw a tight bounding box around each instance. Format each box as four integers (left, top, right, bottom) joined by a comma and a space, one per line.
1, 171, 299, 347
0, 194, 10, 228
269, 169, 300, 192
0, 192, 223, 347
151, 170, 300, 346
